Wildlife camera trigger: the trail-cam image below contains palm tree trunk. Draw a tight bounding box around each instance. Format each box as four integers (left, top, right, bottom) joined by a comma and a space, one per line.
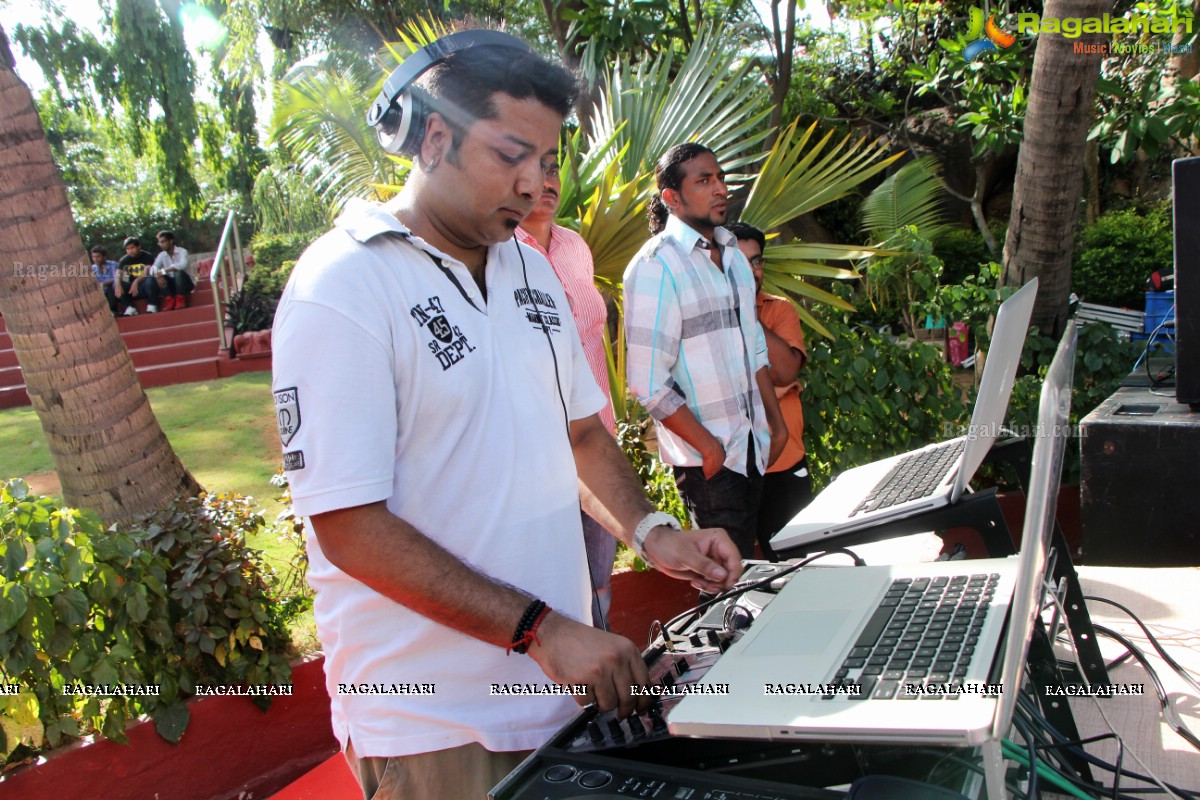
0, 23, 200, 524
1000, 0, 1114, 337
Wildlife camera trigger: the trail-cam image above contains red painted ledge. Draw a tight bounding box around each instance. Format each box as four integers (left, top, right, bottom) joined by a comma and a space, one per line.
0, 656, 338, 800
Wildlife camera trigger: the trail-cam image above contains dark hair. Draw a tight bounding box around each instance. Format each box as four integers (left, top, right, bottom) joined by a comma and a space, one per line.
646, 142, 716, 235
123, 237, 140, 249
156, 230, 175, 242
727, 221, 765, 252
90, 245, 108, 257
416, 42, 577, 164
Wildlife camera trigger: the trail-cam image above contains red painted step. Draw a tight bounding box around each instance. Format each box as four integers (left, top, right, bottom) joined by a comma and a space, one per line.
0, 364, 23, 387
0, 276, 272, 410
0, 385, 29, 408
129, 338, 223, 369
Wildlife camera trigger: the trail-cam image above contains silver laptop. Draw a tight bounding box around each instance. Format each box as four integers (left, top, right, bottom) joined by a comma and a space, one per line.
771, 278, 1039, 553
668, 320, 1077, 750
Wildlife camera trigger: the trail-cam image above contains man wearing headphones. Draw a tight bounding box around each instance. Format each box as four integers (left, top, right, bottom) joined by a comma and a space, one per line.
271, 31, 741, 799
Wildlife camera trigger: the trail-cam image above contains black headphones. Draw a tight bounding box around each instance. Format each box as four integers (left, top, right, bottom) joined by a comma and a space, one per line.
365, 30, 535, 157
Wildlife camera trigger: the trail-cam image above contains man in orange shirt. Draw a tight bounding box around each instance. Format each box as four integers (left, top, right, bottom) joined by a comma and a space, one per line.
728, 222, 812, 559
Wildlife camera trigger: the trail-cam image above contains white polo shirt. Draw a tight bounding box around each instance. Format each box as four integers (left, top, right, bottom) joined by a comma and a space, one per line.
272, 199, 606, 758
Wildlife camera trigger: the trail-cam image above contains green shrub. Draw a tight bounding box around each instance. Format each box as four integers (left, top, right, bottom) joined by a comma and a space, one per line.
616, 418, 689, 571
802, 318, 969, 491
251, 232, 316, 274
242, 259, 297, 301
223, 288, 278, 335
0, 485, 293, 765
926, 262, 1015, 350
1072, 204, 1173, 308
76, 203, 243, 257
935, 225, 1002, 287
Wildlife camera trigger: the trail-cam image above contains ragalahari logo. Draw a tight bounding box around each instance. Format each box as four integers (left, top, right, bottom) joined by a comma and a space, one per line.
963, 7, 1018, 60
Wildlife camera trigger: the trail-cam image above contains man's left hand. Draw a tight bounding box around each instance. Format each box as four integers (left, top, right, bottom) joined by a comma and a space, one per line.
767, 423, 788, 468
642, 526, 741, 594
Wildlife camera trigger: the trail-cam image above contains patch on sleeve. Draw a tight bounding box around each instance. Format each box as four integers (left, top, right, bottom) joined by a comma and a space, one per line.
273, 387, 301, 446
282, 450, 305, 471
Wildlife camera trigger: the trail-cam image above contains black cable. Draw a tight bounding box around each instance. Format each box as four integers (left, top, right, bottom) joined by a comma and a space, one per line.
514, 240, 606, 631
874, 745, 1030, 800
1083, 595, 1200, 696
1016, 656, 1200, 799
1013, 711, 1040, 798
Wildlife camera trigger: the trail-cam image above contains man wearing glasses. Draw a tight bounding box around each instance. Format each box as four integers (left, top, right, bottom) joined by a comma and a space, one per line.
728, 222, 812, 559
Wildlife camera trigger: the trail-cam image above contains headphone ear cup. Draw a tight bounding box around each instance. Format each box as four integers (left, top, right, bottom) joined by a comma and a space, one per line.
376, 91, 418, 156
398, 91, 428, 158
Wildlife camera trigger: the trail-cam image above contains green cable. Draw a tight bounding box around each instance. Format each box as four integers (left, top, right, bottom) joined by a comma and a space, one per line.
1002, 738, 1099, 799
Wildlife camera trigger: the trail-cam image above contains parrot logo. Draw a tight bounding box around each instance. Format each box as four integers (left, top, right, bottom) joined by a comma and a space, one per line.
963, 7, 1017, 60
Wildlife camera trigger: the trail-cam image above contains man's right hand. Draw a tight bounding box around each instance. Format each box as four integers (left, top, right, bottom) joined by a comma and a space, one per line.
700, 438, 726, 479
528, 612, 652, 718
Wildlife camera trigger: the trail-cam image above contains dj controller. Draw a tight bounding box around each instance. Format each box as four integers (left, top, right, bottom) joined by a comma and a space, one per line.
490, 563, 861, 800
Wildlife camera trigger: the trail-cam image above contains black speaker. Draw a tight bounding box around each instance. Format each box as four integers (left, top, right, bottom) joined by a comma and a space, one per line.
1080, 386, 1200, 566
1173, 157, 1200, 407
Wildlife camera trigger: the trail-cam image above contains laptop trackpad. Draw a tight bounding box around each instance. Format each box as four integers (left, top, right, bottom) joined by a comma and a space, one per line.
742, 610, 852, 657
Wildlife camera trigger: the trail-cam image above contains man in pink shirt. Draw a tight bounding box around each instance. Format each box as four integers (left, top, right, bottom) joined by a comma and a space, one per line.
517, 165, 618, 629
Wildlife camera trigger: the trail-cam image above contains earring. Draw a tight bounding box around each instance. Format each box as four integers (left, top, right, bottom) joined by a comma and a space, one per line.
424, 157, 439, 173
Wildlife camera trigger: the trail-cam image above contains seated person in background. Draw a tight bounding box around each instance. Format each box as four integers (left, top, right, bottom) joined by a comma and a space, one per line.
118, 237, 159, 314
152, 230, 193, 310
516, 159, 619, 630
89, 245, 122, 316
728, 222, 812, 560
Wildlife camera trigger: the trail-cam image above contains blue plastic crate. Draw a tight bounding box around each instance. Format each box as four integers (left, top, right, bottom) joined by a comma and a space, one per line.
1144, 290, 1175, 335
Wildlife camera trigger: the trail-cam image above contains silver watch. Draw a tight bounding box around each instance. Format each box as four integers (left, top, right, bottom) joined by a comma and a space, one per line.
632, 511, 682, 561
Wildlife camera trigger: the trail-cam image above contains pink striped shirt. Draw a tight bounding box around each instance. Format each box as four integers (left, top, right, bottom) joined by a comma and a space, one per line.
516, 224, 616, 434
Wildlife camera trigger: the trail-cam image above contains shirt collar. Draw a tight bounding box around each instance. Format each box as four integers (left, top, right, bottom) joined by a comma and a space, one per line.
335, 198, 413, 243
664, 214, 733, 254
337, 197, 484, 268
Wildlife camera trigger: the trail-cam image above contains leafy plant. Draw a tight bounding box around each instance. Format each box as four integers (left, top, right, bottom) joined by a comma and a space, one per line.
273, 58, 406, 212
860, 155, 952, 246
615, 416, 689, 573
586, 23, 772, 185
1072, 204, 1174, 309
935, 226, 1002, 287
802, 317, 969, 491
863, 226, 945, 338
252, 164, 332, 236
252, 231, 314, 273
926, 262, 1015, 352
0, 484, 293, 765
223, 288, 278, 336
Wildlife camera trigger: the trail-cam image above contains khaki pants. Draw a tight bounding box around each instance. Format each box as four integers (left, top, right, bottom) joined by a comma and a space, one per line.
345, 740, 532, 800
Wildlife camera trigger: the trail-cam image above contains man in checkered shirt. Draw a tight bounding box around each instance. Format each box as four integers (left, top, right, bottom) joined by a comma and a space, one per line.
623, 143, 788, 559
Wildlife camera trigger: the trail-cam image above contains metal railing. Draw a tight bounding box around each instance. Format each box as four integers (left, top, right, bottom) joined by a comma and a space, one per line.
210, 210, 249, 352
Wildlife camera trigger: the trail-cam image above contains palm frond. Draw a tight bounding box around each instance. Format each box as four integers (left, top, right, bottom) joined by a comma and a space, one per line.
272, 63, 406, 211
588, 24, 772, 184
860, 155, 952, 245
577, 158, 654, 281
741, 118, 904, 233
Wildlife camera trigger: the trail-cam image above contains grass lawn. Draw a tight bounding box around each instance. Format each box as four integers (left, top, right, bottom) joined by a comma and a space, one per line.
0, 372, 294, 571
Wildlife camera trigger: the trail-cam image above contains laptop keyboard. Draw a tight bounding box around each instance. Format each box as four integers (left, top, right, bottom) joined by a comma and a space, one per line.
826, 573, 1000, 700
850, 440, 966, 516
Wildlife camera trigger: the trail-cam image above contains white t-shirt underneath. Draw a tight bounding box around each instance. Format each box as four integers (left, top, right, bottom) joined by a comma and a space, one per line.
272, 199, 606, 757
